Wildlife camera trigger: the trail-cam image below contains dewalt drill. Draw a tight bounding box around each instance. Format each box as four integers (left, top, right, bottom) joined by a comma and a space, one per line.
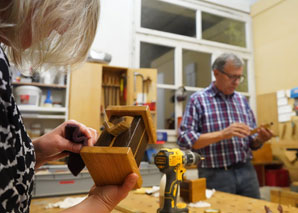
154, 148, 204, 213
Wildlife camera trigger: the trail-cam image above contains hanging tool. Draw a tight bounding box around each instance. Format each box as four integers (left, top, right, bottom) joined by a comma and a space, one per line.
134, 72, 145, 105
154, 148, 204, 213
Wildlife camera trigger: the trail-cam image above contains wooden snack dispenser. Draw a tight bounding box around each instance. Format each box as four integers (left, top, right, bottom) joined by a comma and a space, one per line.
80, 105, 156, 188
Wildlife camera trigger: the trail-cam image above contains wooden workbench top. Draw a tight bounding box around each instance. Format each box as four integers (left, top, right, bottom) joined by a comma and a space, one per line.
30, 190, 298, 213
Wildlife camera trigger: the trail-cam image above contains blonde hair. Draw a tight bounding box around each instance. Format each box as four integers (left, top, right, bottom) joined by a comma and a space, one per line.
0, 0, 100, 70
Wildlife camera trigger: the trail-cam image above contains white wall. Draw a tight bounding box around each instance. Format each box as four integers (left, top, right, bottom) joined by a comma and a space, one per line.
91, 0, 134, 67
202, 0, 259, 13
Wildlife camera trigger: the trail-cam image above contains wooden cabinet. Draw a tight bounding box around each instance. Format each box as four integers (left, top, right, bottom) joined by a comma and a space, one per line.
68, 62, 157, 132
256, 92, 298, 182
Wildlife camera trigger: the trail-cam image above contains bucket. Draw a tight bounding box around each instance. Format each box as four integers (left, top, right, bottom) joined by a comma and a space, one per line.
14, 85, 41, 106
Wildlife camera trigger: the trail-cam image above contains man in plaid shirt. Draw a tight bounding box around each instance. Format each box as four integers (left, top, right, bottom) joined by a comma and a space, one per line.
178, 53, 273, 198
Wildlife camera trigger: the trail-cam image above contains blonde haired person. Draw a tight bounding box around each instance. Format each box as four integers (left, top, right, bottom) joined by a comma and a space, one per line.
0, 1, 138, 213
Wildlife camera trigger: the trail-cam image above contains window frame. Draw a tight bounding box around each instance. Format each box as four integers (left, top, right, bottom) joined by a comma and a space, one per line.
133, 0, 255, 138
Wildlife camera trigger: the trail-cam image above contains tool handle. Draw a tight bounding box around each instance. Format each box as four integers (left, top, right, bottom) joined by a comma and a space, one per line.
158, 170, 178, 212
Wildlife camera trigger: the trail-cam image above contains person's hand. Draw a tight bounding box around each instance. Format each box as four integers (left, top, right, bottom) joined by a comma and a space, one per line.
33, 120, 98, 168
254, 127, 274, 146
87, 173, 139, 212
61, 173, 139, 213
221, 123, 250, 140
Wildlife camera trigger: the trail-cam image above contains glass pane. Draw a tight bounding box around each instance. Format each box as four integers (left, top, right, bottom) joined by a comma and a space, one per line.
202, 12, 246, 47
140, 42, 175, 85
182, 90, 197, 114
182, 50, 212, 88
157, 88, 175, 129
141, 0, 196, 37
236, 59, 248, 92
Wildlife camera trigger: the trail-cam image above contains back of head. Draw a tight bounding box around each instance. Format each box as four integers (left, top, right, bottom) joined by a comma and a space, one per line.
0, 0, 100, 70
212, 53, 243, 72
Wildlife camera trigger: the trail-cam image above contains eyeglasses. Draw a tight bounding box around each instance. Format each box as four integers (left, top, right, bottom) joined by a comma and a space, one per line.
219, 70, 245, 83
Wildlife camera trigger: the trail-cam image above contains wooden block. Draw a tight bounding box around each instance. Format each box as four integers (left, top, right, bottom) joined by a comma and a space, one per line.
180, 178, 206, 203
271, 190, 298, 207
80, 146, 142, 188
105, 105, 156, 144
279, 121, 293, 140
284, 150, 297, 163
252, 143, 273, 163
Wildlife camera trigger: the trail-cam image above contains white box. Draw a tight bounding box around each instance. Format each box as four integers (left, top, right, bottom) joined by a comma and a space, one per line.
278, 112, 292, 122
277, 97, 288, 106
278, 105, 293, 114
276, 90, 286, 98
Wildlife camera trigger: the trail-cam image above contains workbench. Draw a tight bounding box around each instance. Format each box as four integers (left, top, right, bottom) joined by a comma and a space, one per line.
30, 190, 298, 213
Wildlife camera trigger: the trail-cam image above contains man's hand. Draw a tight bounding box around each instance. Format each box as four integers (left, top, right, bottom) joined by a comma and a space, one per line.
221, 123, 250, 140
252, 127, 274, 148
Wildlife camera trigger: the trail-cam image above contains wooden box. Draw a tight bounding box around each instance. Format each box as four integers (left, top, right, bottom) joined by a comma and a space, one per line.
180, 178, 206, 203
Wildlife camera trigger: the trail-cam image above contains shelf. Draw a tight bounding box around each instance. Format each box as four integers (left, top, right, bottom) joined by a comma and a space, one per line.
22, 114, 66, 119
12, 81, 67, 89
18, 106, 66, 113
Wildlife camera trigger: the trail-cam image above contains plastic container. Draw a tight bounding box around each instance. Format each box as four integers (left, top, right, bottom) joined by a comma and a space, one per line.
139, 162, 163, 187
14, 86, 41, 106
33, 165, 93, 197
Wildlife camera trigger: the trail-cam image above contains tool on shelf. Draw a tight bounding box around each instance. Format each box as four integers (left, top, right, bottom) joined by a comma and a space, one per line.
154, 148, 204, 213
102, 72, 123, 108
134, 72, 145, 105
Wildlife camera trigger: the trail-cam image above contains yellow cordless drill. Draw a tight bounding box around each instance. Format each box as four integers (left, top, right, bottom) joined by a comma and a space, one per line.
154, 148, 204, 213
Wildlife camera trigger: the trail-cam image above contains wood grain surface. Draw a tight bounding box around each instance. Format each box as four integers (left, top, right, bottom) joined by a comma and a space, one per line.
80, 146, 142, 188
30, 190, 298, 213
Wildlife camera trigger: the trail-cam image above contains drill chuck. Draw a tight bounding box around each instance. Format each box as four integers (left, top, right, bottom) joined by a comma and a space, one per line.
183, 150, 202, 166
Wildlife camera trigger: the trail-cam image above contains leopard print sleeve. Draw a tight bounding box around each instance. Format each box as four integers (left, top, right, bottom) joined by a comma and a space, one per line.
0, 47, 36, 213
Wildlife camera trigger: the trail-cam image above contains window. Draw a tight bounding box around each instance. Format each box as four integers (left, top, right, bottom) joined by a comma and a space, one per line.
135, 0, 254, 135
182, 50, 212, 88
140, 42, 175, 85
141, 0, 196, 37
157, 88, 175, 129
202, 12, 246, 48
236, 59, 248, 92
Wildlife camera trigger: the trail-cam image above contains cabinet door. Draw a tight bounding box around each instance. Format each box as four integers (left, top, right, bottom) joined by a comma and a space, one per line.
68, 62, 102, 131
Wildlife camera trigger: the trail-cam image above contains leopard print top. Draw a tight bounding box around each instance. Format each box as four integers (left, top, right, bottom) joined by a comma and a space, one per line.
0, 47, 35, 213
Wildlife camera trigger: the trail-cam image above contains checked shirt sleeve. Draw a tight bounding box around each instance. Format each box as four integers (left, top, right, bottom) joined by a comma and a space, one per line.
177, 95, 202, 149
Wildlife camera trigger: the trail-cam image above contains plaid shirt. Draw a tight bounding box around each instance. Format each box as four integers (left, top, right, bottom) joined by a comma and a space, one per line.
178, 82, 257, 168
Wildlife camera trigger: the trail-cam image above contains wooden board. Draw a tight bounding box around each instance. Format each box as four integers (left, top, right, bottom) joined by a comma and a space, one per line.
112, 191, 298, 213
68, 62, 102, 131
252, 143, 273, 163
271, 189, 298, 208
30, 191, 298, 213
80, 146, 142, 188
256, 93, 279, 135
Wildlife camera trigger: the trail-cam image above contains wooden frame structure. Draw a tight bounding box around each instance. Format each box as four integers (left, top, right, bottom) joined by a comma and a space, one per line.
80, 106, 156, 188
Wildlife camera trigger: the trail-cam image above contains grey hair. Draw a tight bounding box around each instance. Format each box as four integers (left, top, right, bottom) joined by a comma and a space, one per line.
212, 53, 243, 72
0, 0, 100, 71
